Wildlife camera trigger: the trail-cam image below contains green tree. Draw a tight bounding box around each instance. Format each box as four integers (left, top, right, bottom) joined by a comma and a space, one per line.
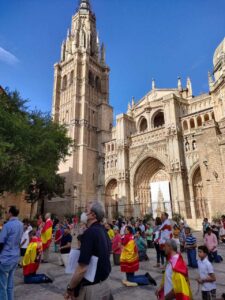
0, 89, 73, 213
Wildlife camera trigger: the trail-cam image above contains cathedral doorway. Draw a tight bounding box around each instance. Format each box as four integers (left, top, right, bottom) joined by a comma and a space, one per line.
192, 167, 208, 218
105, 179, 118, 219
134, 157, 172, 216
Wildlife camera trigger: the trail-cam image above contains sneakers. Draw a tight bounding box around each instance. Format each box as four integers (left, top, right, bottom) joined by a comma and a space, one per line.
122, 280, 138, 287
145, 272, 157, 286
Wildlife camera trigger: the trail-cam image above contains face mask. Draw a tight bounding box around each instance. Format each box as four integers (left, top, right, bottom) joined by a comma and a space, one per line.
80, 212, 88, 224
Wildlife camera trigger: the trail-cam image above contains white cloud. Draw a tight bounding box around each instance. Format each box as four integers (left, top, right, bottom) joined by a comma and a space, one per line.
0, 47, 19, 65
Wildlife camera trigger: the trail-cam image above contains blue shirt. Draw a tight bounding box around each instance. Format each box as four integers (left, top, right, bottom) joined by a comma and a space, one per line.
0, 217, 23, 264
185, 234, 197, 247
78, 222, 111, 283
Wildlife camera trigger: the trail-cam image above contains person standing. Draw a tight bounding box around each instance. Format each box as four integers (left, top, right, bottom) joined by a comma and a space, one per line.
153, 217, 164, 268
19, 222, 31, 266
172, 224, 180, 252
41, 213, 53, 263
156, 239, 192, 300
59, 225, 72, 267
197, 245, 217, 300
112, 226, 122, 266
204, 227, 221, 263
185, 227, 198, 268
159, 212, 172, 268
0, 206, 23, 300
179, 222, 186, 252
145, 224, 154, 248
64, 201, 113, 300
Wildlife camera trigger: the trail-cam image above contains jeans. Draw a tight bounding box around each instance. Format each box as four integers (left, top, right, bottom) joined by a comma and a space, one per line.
24, 273, 49, 284
126, 272, 149, 285
154, 243, 164, 265
187, 249, 198, 268
208, 251, 222, 263
0, 262, 18, 300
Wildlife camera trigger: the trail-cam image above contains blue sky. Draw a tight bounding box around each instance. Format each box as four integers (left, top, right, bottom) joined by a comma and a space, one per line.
0, 0, 225, 117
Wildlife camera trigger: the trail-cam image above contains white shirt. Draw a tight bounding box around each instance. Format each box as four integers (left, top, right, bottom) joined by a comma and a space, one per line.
164, 253, 179, 298
159, 219, 172, 245
198, 257, 216, 291
120, 225, 126, 236
21, 229, 30, 249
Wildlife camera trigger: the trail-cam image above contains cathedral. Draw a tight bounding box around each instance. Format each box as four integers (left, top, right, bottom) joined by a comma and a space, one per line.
50, 0, 225, 228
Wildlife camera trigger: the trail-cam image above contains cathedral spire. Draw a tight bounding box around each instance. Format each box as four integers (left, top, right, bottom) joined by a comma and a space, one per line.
79, 0, 91, 12
177, 76, 182, 91
186, 77, 192, 97
152, 78, 155, 90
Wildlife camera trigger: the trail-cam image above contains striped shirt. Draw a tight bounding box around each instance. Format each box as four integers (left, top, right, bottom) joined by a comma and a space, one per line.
185, 234, 197, 247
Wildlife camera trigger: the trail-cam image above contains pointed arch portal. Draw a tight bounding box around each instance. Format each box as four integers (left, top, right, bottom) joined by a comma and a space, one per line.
134, 157, 172, 216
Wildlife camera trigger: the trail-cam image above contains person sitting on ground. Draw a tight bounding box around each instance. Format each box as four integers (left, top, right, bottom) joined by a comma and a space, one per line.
197, 245, 217, 300
120, 226, 156, 287
112, 226, 122, 266
185, 227, 198, 268
145, 223, 154, 248
135, 228, 148, 261
59, 225, 72, 267
23, 230, 52, 284
204, 227, 222, 263
156, 239, 192, 300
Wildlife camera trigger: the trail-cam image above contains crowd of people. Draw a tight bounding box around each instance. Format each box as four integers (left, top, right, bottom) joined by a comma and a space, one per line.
0, 204, 225, 300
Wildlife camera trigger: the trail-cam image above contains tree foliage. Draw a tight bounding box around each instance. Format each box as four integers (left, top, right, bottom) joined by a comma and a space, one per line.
0, 89, 73, 199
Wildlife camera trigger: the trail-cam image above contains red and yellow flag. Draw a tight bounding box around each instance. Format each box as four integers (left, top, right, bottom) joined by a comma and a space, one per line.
158, 254, 192, 300
120, 234, 139, 273
41, 219, 53, 250
23, 237, 42, 276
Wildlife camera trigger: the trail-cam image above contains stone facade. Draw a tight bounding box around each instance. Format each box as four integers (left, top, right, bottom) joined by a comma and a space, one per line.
51, 1, 225, 226
104, 38, 225, 227
51, 0, 113, 214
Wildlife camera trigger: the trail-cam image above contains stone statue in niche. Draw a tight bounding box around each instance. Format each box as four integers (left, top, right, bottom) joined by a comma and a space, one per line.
192, 140, 197, 150
185, 141, 190, 151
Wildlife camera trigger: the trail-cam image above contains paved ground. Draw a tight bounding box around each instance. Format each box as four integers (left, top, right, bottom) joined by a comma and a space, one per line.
15, 232, 225, 300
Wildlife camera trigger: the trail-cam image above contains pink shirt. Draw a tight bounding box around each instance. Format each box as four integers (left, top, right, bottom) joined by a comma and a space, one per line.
204, 233, 218, 252
112, 233, 122, 255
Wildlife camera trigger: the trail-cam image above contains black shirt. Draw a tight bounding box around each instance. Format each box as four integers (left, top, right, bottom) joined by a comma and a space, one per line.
78, 222, 111, 283
60, 233, 72, 254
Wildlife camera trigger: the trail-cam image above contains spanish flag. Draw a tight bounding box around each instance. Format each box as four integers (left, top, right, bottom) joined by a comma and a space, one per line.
158, 254, 192, 300
120, 234, 139, 273
23, 237, 42, 276
41, 219, 53, 250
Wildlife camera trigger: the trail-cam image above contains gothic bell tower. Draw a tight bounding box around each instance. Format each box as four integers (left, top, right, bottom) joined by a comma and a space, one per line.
52, 0, 113, 209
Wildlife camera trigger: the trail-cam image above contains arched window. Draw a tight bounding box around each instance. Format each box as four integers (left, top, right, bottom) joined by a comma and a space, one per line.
88, 71, 94, 87
70, 70, 74, 85
115, 160, 117, 167
183, 120, 188, 131
204, 114, 209, 122
107, 144, 110, 152
190, 118, 195, 129
111, 160, 114, 168
82, 31, 86, 48
62, 75, 67, 90
111, 144, 114, 151
95, 76, 101, 92
197, 116, 202, 127
139, 117, 148, 132
107, 161, 109, 168
153, 111, 165, 128
211, 111, 215, 120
